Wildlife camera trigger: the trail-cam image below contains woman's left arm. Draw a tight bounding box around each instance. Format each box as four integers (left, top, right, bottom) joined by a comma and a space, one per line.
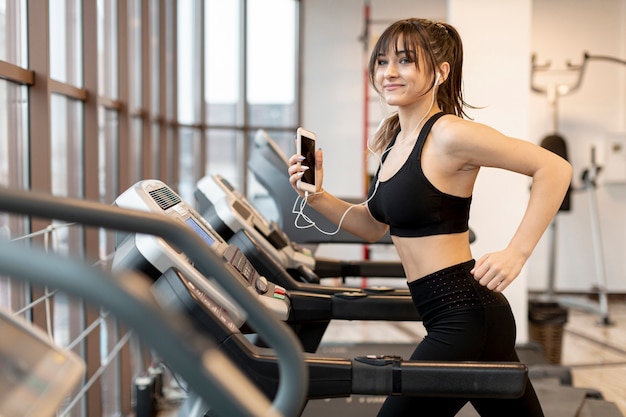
443, 118, 573, 292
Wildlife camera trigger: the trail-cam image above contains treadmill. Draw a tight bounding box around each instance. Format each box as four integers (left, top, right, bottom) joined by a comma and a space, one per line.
195, 173, 409, 292
0, 187, 311, 417
113, 179, 419, 352
110, 182, 528, 417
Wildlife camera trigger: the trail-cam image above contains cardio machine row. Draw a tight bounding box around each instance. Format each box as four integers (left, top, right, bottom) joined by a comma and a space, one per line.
111, 177, 527, 416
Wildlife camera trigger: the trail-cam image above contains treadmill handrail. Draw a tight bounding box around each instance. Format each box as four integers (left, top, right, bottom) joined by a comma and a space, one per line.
0, 186, 308, 417
0, 243, 279, 417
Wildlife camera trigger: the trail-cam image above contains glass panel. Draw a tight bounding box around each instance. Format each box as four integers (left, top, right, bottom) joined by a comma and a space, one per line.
164, 1, 174, 120
99, 110, 121, 417
50, 0, 83, 86
98, 108, 119, 259
150, 122, 160, 179
150, 0, 159, 113
0, 80, 29, 194
98, 0, 118, 99
51, 94, 84, 202
178, 127, 202, 205
246, 129, 293, 202
129, 116, 143, 183
0, 0, 28, 67
247, 0, 297, 127
206, 128, 242, 188
53, 292, 85, 417
50, 94, 85, 417
128, 0, 142, 109
101, 312, 120, 417
205, 0, 240, 125
164, 127, 175, 185
177, 0, 202, 125
50, 92, 84, 263
0, 79, 29, 311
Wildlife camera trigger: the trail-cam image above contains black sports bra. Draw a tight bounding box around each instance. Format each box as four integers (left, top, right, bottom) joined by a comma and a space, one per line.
367, 112, 471, 237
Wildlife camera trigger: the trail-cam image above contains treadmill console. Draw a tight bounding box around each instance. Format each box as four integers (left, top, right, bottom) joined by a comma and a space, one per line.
196, 174, 315, 271
112, 180, 290, 327
0, 307, 84, 417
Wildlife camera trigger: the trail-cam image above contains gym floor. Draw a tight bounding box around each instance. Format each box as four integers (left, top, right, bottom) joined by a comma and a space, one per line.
158, 297, 626, 416
559, 298, 626, 414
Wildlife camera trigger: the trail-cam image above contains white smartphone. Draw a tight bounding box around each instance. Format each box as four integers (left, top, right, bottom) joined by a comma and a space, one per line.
296, 127, 317, 193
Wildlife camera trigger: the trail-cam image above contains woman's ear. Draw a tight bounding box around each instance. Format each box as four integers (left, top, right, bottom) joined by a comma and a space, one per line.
438, 62, 451, 84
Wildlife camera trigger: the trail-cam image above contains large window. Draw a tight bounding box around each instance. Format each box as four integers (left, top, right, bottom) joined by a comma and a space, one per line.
247, 0, 297, 128
200, 0, 299, 196
0, 1, 301, 415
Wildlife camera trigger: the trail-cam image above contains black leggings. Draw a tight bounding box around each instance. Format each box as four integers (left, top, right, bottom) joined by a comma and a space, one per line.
376, 260, 544, 417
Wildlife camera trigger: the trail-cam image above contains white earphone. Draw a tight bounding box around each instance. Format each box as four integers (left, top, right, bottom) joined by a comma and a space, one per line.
435, 72, 442, 85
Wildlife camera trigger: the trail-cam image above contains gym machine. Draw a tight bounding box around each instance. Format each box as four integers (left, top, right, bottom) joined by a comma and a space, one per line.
107, 180, 527, 412
113, 179, 421, 352
0, 306, 84, 417
0, 187, 310, 417
108, 181, 527, 417
195, 173, 408, 286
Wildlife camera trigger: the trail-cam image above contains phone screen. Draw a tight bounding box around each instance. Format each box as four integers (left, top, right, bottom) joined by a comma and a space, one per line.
300, 134, 316, 186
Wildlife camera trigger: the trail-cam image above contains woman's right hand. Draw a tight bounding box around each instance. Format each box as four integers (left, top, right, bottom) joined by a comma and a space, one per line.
287, 148, 324, 198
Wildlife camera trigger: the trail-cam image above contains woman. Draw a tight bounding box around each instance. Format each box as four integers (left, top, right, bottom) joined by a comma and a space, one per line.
288, 18, 571, 416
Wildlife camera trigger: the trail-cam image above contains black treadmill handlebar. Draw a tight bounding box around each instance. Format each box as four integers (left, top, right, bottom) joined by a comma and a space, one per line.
0, 186, 307, 417
235, 343, 527, 400
351, 357, 527, 399
314, 257, 406, 278
286, 291, 420, 322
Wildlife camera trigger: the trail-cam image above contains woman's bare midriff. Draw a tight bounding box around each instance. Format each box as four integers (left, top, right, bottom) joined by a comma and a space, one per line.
392, 232, 473, 283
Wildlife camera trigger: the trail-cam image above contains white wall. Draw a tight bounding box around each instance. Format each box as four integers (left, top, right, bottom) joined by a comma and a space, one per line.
447, 0, 533, 342
527, 0, 626, 293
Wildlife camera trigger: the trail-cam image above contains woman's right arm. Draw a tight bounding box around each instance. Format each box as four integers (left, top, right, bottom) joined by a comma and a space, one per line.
287, 149, 388, 242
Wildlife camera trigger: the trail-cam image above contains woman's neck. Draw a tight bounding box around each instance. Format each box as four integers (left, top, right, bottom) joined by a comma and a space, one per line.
397, 104, 441, 141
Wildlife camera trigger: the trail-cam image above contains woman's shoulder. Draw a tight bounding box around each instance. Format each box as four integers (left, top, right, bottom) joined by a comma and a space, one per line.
432, 114, 500, 144
431, 114, 472, 147
430, 114, 501, 163
433, 113, 473, 132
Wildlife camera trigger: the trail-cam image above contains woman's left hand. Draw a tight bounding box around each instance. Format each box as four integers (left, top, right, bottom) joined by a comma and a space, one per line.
470, 248, 527, 292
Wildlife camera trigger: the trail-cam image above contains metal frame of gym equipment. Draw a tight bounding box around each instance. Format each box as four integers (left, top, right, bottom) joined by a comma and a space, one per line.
0, 186, 309, 417
531, 52, 626, 326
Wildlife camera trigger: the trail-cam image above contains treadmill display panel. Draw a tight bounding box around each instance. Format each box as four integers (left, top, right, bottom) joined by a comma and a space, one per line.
185, 217, 215, 248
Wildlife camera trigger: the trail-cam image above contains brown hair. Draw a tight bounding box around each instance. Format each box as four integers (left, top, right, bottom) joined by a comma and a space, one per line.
368, 18, 473, 154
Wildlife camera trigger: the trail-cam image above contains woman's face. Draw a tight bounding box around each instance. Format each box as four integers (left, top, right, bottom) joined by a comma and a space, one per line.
374, 37, 433, 108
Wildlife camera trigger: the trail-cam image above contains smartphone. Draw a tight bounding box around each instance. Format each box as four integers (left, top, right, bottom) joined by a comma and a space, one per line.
296, 127, 317, 193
